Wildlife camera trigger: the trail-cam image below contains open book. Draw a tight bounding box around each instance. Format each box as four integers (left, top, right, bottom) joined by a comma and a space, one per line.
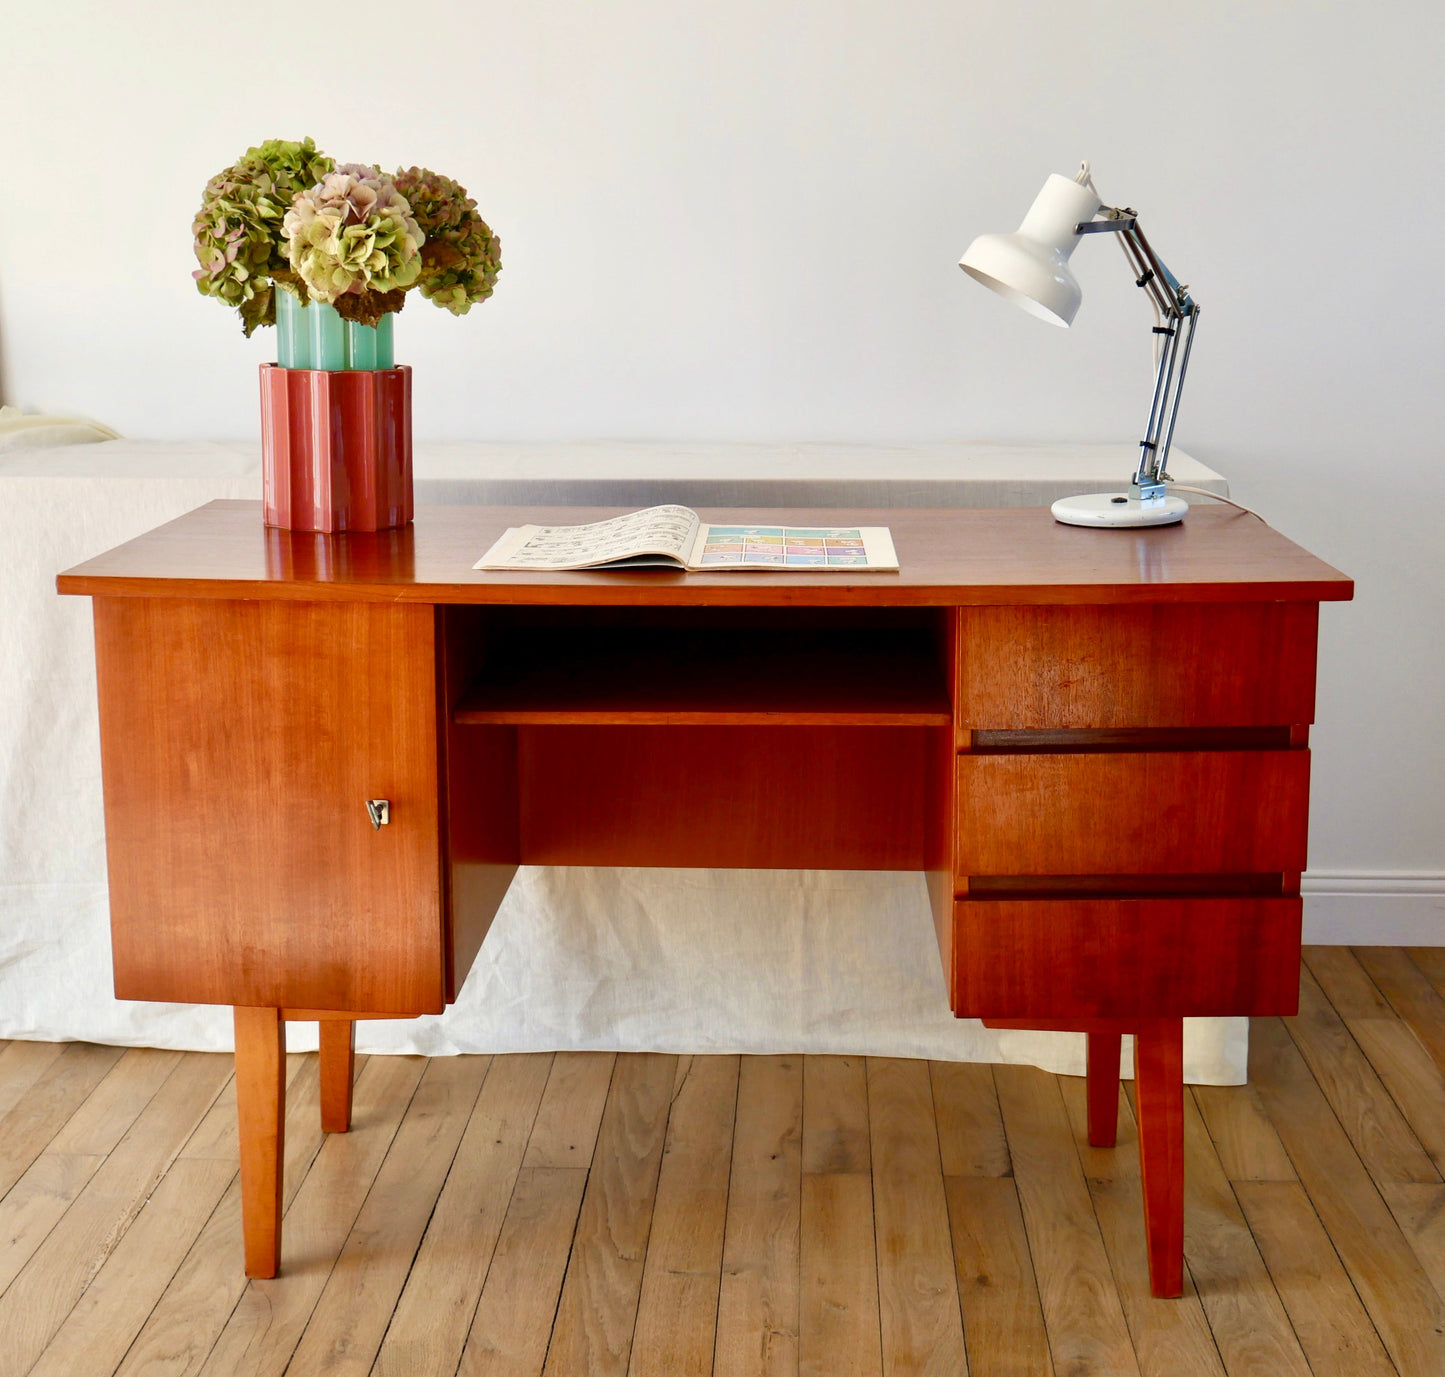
474, 504, 899, 572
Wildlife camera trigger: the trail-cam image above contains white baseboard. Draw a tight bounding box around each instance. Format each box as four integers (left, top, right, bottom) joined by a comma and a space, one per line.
1302, 872, 1445, 945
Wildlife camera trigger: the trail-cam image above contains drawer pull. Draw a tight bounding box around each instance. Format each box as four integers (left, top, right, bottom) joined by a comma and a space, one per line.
365, 799, 390, 830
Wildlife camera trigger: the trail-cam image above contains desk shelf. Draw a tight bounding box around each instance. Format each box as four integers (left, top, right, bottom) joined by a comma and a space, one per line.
452, 628, 952, 727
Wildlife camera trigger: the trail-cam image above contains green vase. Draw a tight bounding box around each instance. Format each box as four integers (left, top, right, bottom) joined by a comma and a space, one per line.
308, 301, 346, 371
275, 289, 311, 368
344, 313, 395, 370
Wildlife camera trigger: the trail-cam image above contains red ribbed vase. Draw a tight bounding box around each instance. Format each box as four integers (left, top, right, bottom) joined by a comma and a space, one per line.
259, 364, 413, 533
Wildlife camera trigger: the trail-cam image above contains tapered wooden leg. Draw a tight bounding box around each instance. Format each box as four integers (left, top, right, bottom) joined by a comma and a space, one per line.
233, 1006, 286, 1279
319, 1019, 356, 1134
1086, 1031, 1121, 1147
1135, 1017, 1185, 1298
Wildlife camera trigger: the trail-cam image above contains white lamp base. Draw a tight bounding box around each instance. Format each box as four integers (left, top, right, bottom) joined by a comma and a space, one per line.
1051, 492, 1189, 528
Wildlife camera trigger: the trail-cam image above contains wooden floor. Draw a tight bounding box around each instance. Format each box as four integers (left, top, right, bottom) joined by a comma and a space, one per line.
4, 948, 1445, 1377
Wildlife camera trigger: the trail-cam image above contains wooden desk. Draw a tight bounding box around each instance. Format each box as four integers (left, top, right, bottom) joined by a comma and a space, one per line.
58, 499, 1352, 1296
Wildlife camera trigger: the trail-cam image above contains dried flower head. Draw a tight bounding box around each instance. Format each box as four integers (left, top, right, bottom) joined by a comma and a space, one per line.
393, 167, 501, 316
192, 137, 333, 336
283, 166, 425, 326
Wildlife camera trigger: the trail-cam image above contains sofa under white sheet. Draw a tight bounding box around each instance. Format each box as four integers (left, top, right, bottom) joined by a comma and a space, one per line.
0, 439, 1245, 1082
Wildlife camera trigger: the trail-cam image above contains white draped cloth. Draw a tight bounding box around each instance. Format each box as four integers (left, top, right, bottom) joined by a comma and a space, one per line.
0, 437, 1244, 1082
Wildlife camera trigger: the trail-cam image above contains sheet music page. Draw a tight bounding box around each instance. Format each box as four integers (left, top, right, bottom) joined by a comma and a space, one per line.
474, 505, 700, 570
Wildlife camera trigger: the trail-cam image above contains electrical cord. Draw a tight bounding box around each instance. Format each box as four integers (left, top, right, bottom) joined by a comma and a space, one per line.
1166, 485, 1268, 523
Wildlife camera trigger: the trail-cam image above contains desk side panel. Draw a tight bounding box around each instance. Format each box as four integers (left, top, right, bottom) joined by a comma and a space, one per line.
94, 596, 445, 1014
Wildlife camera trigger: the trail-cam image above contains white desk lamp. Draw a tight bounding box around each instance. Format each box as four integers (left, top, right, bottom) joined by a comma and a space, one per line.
959, 164, 1200, 528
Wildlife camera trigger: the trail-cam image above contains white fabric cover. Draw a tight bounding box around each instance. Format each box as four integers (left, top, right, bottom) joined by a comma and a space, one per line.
0, 440, 1244, 1082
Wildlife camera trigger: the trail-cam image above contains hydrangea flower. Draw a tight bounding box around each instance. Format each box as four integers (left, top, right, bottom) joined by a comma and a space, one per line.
192, 137, 333, 336
393, 166, 502, 315
283, 165, 426, 326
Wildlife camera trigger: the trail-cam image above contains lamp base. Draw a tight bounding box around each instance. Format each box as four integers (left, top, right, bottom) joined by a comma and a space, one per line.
1051, 492, 1189, 528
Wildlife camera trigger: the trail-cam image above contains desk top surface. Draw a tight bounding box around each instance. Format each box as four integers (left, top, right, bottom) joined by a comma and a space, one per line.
57, 500, 1352, 606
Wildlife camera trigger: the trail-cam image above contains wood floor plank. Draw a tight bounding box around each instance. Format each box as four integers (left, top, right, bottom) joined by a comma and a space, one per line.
1378, 1181, 1445, 1307
1189, 1083, 1296, 1183
456, 1165, 590, 1377
44, 1046, 183, 1157
991, 1064, 1139, 1377
195, 1054, 426, 1377
1061, 1079, 1227, 1377
374, 1053, 552, 1377
0, 1051, 231, 1377
800, 1172, 882, 1377
1347, 1015, 1445, 1173
1285, 966, 1438, 1184
630, 1055, 740, 1377
1235, 1180, 1397, 1377
929, 1061, 1010, 1179
1405, 947, 1445, 1003
286, 1055, 491, 1376
0, 1040, 68, 1120
27, 1157, 237, 1377
944, 1176, 1053, 1377
541, 1052, 677, 1377
1250, 1014, 1445, 1376
866, 1058, 966, 1377
0, 1042, 125, 1200
525, 1050, 617, 1168
1302, 946, 1394, 1019
112, 1056, 328, 1377
714, 1055, 803, 1377
1355, 947, 1445, 1076
1175, 1089, 1313, 1377
802, 1056, 870, 1175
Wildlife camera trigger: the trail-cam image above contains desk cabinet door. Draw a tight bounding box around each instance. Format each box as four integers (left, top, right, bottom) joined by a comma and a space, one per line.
94, 597, 443, 1015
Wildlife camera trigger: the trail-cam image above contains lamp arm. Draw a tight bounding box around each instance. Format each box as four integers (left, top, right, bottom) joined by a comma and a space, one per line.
1076, 207, 1200, 496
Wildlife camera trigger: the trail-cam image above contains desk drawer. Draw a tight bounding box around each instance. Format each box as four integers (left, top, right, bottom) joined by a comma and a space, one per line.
956, 604, 1318, 732
956, 750, 1309, 877
951, 897, 1302, 1019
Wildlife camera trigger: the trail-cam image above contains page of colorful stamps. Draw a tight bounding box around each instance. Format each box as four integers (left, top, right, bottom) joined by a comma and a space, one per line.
699, 526, 871, 566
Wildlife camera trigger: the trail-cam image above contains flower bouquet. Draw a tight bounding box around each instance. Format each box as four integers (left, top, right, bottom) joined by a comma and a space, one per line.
191, 137, 501, 531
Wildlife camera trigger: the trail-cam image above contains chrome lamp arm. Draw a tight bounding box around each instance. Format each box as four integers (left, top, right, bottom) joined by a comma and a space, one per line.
1075, 209, 1200, 505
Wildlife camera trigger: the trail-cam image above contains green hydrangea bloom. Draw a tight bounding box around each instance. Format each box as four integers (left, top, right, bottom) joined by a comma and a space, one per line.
283, 165, 425, 325
393, 166, 501, 316
192, 137, 333, 336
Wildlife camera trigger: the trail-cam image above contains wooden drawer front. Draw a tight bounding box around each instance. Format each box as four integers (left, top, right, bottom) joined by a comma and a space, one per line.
956, 750, 1309, 876
952, 898, 1302, 1019
96, 597, 444, 1015
956, 603, 1318, 730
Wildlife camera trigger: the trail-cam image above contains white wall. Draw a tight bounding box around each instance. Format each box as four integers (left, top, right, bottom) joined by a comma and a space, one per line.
4, 1, 1443, 931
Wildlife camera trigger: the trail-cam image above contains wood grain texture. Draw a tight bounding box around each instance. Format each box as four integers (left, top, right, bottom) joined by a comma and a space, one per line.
1060, 1079, 1227, 1377
57, 501, 1354, 606
233, 1007, 286, 1279
1301, 946, 1394, 1019
94, 597, 444, 1014
1353, 946, 1445, 1075
956, 601, 1320, 731
1249, 1015, 1445, 1376
956, 749, 1310, 876
866, 1059, 967, 1377
1286, 966, 1439, 1185
1235, 1180, 1398, 1377
1135, 1019, 1186, 1298
802, 1056, 871, 1176
992, 1064, 1140, 1377
1087, 1031, 1122, 1147
944, 1176, 1053, 1377
519, 725, 927, 870
1347, 1015, 1445, 1173
542, 1052, 677, 1377
799, 1173, 882, 1377
929, 1061, 1010, 1179
373, 1053, 548, 1377
1190, 1082, 1297, 1182
630, 1056, 739, 1377
953, 898, 1302, 1019
715, 1056, 803, 1377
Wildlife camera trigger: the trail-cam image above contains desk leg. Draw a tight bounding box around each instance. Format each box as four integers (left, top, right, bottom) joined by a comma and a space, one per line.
319, 1019, 356, 1133
1135, 1017, 1185, 1298
1086, 1031, 1122, 1147
234, 1006, 286, 1279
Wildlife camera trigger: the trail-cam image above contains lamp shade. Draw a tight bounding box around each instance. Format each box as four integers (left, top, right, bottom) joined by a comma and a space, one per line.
959, 173, 1101, 327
